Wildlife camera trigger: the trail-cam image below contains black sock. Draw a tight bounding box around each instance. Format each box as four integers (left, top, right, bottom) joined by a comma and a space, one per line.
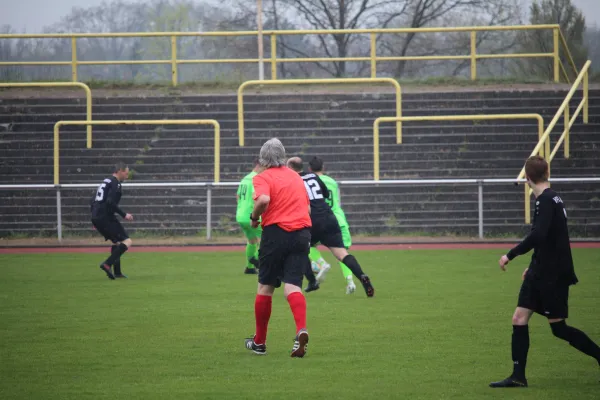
551, 321, 600, 361
111, 245, 122, 274
342, 254, 365, 279
304, 262, 316, 284
511, 325, 529, 380
103, 243, 128, 267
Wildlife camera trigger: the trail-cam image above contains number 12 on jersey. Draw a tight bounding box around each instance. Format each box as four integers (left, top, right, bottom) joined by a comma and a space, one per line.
304, 179, 323, 200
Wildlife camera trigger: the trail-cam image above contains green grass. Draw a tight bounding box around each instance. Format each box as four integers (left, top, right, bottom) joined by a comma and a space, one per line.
1, 249, 599, 400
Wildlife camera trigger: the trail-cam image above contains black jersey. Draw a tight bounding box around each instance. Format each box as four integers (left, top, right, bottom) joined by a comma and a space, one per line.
91, 176, 126, 220
507, 188, 577, 285
299, 172, 333, 219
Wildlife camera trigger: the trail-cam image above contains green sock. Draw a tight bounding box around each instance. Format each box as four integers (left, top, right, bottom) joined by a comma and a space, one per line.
309, 247, 322, 263
246, 243, 257, 268
340, 262, 353, 280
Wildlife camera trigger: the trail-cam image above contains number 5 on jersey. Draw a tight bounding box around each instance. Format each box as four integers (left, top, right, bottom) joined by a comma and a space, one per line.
95, 183, 107, 201
304, 179, 323, 200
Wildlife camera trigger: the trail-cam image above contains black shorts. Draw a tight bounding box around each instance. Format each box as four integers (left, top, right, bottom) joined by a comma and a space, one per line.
258, 225, 311, 288
310, 214, 344, 248
92, 218, 129, 243
517, 277, 569, 319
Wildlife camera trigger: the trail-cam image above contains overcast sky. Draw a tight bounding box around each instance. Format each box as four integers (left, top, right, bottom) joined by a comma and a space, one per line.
0, 0, 598, 32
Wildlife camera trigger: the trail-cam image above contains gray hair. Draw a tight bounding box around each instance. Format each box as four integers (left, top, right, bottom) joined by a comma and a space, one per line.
259, 138, 287, 168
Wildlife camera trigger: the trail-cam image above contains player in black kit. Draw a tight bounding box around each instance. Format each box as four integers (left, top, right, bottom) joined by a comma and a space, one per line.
287, 157, 374, 297
490, 156, 600, 388
91, 163, 134, 280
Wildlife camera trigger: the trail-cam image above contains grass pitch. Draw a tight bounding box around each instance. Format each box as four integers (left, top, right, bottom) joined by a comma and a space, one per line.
1, 248, 599, 400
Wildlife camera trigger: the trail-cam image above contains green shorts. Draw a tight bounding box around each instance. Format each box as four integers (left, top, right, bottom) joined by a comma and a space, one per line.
238, 221, 262, 241
340, 225, 352, 248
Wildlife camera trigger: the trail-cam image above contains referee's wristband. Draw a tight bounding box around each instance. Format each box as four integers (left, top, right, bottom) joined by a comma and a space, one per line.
250, 214, 259, 222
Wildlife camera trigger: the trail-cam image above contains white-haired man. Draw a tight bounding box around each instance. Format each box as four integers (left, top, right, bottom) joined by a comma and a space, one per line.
244, 138, 313, 358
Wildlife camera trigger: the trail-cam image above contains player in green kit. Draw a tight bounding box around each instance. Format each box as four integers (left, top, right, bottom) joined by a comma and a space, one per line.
307, 156, 357, 294
236, 158, 262, 274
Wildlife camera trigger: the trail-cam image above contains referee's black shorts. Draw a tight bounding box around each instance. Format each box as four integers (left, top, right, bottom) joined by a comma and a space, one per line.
310, 214, 344, 248
92, 217, 129, 244
258, 225, 311, 288
517, 276, 569, 319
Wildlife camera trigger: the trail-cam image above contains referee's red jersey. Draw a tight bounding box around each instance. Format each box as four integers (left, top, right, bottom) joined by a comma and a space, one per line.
252, 166, 312, 232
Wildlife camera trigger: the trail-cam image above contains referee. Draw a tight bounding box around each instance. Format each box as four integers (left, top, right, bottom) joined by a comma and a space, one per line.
244, 138, 313, 358
490, 156, 600, 388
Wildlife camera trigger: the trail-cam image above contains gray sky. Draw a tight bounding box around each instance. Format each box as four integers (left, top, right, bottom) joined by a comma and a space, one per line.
0, 0, 598, 32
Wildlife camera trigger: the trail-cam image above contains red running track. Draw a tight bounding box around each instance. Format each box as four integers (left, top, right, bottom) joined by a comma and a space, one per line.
1, 242, 600, 254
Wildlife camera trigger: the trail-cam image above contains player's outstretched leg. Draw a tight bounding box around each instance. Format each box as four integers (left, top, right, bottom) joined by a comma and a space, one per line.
490, 308, 531, 388
330, 249, 374, 297
550, 320, 600, 366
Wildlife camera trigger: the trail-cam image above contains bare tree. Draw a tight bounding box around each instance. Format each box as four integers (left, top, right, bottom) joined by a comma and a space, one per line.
374, 0, 523, 78
518, 0, 587, 81
277, 0, 402, 77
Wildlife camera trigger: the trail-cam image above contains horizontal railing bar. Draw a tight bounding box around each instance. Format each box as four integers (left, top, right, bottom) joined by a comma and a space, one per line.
2, 177, 600, 190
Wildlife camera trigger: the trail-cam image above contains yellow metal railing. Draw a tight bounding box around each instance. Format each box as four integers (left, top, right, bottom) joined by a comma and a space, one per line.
516, 60, 591, 223
0, 24, 577, 86
374, 114, 545, 181
0, 82, 93, 145
237, 78, 402, 146
53, 119, 221, 184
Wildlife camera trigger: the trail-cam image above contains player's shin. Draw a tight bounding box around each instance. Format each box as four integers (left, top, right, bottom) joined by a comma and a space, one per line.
511, 325, 529, 381
111, 244, 122, 274
309, 247, 322, 264
254, 294, 272, 345
341, 254, 365, 278
103, 242, 128, 267
340, 262, 353, 279
246, 243, 258, 268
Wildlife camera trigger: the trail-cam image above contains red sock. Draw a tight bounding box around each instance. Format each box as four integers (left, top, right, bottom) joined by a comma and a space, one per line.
254, 294, 272, 345
286, 292, 307, 334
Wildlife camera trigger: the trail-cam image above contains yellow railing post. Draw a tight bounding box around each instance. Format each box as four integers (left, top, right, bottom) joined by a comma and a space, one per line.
537, 116, 544, 158
71, 37, 78, 82
373, 119, 380, 180
524, 184, 530, 224
54, 122, 61, 185
564, 103, 570, 158
583, 68, 589, 123
470, 31, 477, 81
271, 34, 277, 79
545, 133, 550, 162
237, 78, 402, 146
53, 119, 221, 185
171, 36, 178, 87
370, 33, 377, 78
553, 28, 560, 83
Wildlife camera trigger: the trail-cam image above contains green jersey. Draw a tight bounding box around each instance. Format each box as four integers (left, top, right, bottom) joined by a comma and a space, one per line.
236, 171, 257, 222
319, 174, 349, 228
